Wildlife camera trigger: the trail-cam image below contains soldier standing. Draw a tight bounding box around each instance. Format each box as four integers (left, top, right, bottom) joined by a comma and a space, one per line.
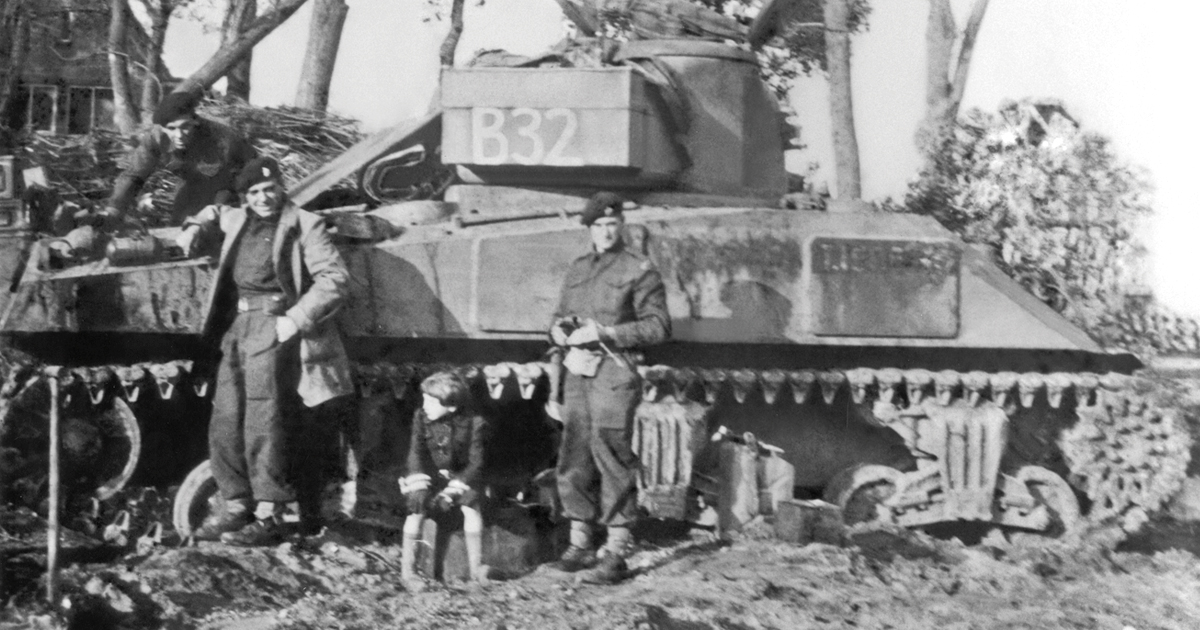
105, 89, 257, 225
176, 157, 354, 545
548, 192, 670, 584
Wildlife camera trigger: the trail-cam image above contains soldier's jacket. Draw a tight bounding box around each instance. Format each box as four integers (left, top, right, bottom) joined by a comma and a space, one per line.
110, 117, 256, 223
406, 408, 489, 488
553, 241, 671, 350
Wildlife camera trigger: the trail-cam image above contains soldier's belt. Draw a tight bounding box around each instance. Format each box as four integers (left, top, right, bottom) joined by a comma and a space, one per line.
236, 293, 290, 316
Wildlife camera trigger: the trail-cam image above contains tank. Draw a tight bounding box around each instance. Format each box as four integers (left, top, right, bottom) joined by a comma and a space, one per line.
0, 39, 1186, 539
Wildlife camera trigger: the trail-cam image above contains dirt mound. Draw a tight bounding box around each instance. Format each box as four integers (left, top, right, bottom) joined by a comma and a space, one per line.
5, 521, 1195, 630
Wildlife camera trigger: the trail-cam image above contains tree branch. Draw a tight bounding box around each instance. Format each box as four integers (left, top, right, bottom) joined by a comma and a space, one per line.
947, 0, 990, 115
825, 0, 861, 199
108, 0, 141, 133
174, 0, 309, 96
924, 0, 955, 114
438, 0, 465, 67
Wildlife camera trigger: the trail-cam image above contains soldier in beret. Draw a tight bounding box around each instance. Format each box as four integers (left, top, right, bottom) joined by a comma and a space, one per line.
547, 191, 671, 584
176, 157, 354, 546
105, 89, 257, 226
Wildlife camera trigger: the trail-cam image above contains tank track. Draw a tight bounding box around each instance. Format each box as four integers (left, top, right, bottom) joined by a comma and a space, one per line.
1, 360, 1189, 547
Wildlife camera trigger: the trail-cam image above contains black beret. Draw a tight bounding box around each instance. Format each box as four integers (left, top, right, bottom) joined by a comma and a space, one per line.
152, 89, 202, 125
580, 192, 625, 226
235, 157, 283, 192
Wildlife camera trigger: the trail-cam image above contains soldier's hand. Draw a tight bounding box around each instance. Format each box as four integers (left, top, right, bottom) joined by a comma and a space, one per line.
276, 316, 300, 343
433, 491, 456, 512
550, 321, 571, 346
565, 319, 600, 346
95, 207, 144, 233
175, 226, 201, 258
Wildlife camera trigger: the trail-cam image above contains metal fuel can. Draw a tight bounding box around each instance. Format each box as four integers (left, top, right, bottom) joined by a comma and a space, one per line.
106, 234, 163, 266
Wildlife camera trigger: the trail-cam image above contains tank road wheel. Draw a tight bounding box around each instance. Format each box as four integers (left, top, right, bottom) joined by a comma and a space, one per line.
173, 460, 226, 538
1015, 465, 1081, 536
823, 464, 902, 525
0, 374, 141, 505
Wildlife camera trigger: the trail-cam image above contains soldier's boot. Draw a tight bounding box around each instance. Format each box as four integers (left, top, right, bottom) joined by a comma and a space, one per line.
550, 520, 597, 572
581, 526, 631, 585
192, 502, 252, 541
401, 514, 427, 593
221, 502, 291, 547
463, 507, 490, 585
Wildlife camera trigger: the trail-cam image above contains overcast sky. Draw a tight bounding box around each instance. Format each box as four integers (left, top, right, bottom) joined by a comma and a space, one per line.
162, 0, 1200, 316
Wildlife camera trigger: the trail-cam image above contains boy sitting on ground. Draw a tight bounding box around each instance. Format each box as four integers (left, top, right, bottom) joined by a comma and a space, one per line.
398, 371, 490, 589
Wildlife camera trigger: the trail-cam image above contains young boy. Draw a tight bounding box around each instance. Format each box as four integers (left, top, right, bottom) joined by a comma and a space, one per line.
398, 371, 490, 588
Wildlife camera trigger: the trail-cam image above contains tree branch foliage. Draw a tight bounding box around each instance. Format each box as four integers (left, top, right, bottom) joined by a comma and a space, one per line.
743, 0, 871, 100
893, 99, 1200, 355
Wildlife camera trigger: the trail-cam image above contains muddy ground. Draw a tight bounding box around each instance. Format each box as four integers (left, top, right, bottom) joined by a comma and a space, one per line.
2, 510, 1200, 630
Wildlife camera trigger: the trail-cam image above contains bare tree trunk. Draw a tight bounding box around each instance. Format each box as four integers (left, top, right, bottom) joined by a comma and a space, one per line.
438, 0, 466, 67
138, 0, 172, 125
108, 0, 141, 134
924, 0, 989, 131
221, 0, 257, 101
824, 0, 861, 200
175, 0, 309, 96
0, 0, 31, 128
295, 0, 348, 111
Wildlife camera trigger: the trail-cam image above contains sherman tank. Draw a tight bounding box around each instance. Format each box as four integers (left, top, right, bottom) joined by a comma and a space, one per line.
0, 37, 1188, 542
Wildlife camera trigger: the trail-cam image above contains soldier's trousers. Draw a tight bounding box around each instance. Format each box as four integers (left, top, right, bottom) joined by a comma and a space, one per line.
556, 359, 641, 528
210, 309, 300, 507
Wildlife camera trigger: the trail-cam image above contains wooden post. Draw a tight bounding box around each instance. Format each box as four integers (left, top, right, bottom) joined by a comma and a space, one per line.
45, 368, 61, 605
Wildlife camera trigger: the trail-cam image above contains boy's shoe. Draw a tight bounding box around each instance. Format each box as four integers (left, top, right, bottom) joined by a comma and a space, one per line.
578, 554, 628, 585
221, 515, 289, 547
549, 545, 598, 572
192, 511, 253, 541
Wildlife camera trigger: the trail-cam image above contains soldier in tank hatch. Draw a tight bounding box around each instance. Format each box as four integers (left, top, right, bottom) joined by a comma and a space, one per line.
548, 191, 671, 584
106, 89, 257, 226
398, 371, 491, 588
176, 157, 354, 545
